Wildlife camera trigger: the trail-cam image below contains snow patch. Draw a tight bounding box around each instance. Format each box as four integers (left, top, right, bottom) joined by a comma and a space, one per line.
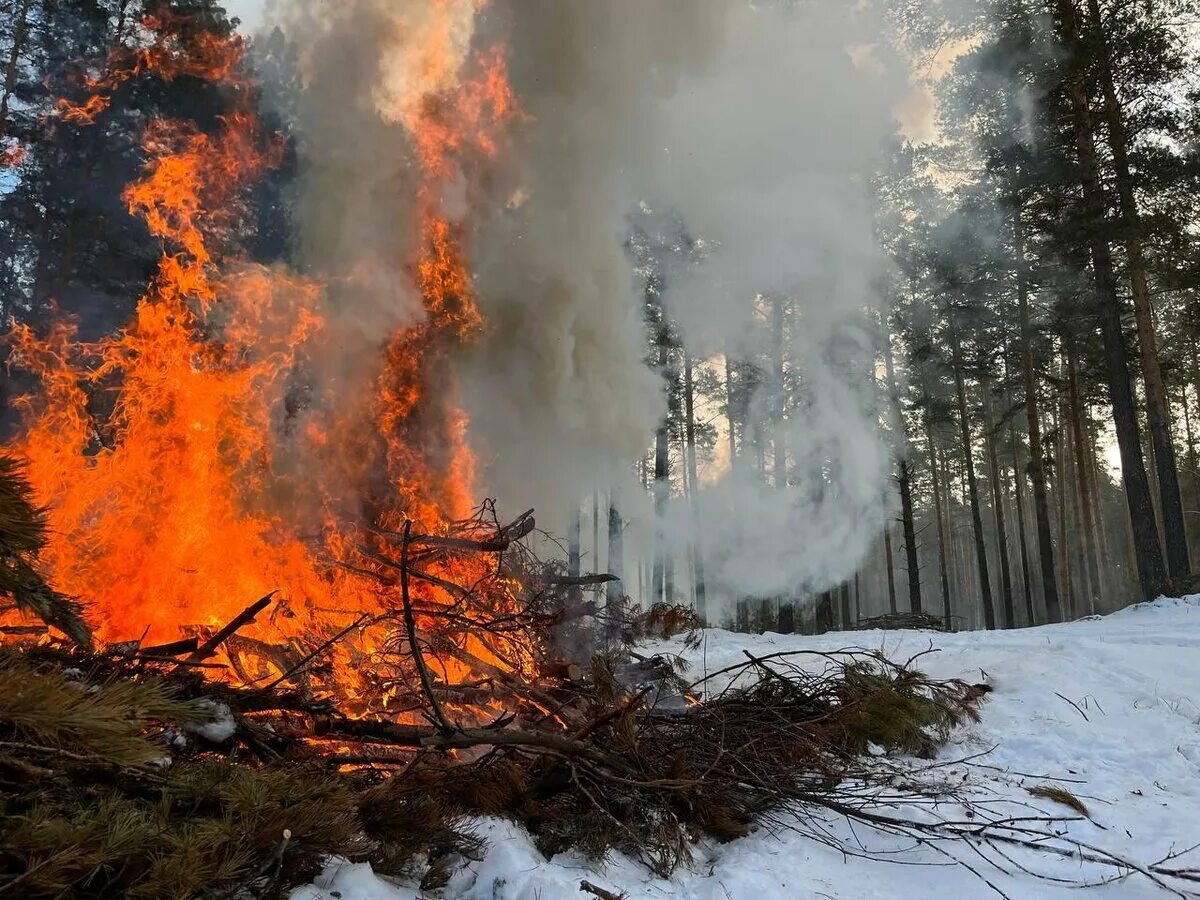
303, 595, 1200, 898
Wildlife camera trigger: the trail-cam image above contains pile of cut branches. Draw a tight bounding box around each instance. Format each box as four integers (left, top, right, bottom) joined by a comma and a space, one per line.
2, 458, 1198, 898
854, 611, 951, 632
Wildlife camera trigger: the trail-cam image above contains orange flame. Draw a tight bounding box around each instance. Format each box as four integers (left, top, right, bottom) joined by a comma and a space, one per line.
5, 9, 523, 664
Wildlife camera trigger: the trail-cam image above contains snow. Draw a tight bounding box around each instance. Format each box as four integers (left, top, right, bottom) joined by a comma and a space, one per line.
184, 699, 237, 743
294, 595, 1200, 899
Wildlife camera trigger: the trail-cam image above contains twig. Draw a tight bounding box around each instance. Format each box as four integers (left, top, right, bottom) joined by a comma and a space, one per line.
322, 719, 632, 772
399, 520, 453, 735
1054, 691, 1090, 722
580, 878, 627, 899
265, 613, 370, 690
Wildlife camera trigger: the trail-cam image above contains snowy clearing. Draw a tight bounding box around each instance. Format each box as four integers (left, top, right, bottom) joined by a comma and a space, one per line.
295, 596, 1200, 899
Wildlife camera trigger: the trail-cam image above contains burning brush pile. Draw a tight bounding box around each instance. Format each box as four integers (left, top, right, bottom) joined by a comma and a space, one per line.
5, 7, 1178, 900
0, 455, 997, 897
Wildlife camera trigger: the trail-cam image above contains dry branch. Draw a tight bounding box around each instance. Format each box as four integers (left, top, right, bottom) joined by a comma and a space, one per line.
188, 592, 275, 662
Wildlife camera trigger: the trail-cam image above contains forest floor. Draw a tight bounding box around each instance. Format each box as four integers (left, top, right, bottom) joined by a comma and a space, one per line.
294, 595, 1200, 900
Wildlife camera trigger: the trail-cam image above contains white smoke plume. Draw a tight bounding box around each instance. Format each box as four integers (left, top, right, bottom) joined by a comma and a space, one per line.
267, 0, 911, 611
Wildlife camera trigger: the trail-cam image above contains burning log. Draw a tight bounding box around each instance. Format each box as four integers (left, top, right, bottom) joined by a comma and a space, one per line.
187, 592, 276, 663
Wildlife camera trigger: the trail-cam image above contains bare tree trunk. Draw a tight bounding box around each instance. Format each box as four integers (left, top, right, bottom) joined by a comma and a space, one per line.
1051, 0, 1167, 600
1085, 415, 1113, 579
854, 571, 861, 626
568, 503, 581, 608
1053, 394, 1075, 619
1065, 337, 1101, 612
1183, 381, 1200, 571
1085, 0, 1189, 580
1014, 207, 1060, 623
592, 490, 600, 576
883, 313, 922, 613
684, 352, 707, 621
1009, 425, 1035, 626
816, 590, 834, 633
928, 423, 953, 630
0, 0, 32, 141
950, 328, 997, 629
883, 527, 898, 614
652, 337, 673, 605
982, 380, 1015, 627
606, 496, 624, 631
772, 297, 788, 488
725, 350, 738, 470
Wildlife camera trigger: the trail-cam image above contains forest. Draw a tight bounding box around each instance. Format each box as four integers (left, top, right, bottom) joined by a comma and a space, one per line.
2, 1, 1200, 639
613, 0, 1200, 634
1, 2, 1200, 899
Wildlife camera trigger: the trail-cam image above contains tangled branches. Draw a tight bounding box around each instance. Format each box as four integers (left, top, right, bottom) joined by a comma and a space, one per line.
1, 500, 1198, 897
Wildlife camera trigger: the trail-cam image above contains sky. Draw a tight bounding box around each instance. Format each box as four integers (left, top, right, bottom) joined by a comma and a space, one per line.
224, 0, 266, 31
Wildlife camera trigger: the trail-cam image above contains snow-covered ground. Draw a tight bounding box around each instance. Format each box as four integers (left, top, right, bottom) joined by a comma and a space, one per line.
295, 596, 1200, 899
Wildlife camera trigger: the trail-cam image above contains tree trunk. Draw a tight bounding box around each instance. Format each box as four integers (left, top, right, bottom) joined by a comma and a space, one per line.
950, 328, 996, 629
592, 490, 600, 579
816, 590, 834, 634
1051, 0, 1166, 600
568, 503, 581, 608
0, 0, 32, 142
982, 380, 1015, 627
1053, 394, 1075, 618
1183, 388, 1199, 570
882, 527, 898, 614
928, 423, 953, 630
683, 352, 707, 621
606, 497, 624, 631
1085, 0, 1189, 581
1009, 424, 1035, 626
1065, 336, 1101, 612
772, 297, 788, 488
652, 338, 672, 605
1014, 207, 1060, 623
883, 313, 922, 613
1085, 415, 1113, 577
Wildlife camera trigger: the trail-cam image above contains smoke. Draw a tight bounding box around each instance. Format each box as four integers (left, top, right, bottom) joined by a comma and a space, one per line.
268, 0, 911, 609
465, 1, 904, 604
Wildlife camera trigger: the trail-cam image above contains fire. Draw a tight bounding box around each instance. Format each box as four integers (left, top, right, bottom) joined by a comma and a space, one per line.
4, 1, 525, 694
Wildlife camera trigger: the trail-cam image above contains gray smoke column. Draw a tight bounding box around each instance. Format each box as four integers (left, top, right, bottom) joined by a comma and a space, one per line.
467, 1, 904, 604
268, 0, 908, 607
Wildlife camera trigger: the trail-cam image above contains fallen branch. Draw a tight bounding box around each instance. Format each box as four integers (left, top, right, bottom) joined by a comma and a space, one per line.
399, 520, 453, 735
187, 592, 276, 663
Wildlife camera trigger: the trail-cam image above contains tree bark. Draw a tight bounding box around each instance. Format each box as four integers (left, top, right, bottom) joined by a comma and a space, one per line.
0, 0, 32, 142
568, 504, 582, 608
982, 379, 1015, 627
1182, 387, 1199, 570
1065, 336, 1101, 612
1009, 424, 1035, 626
1051, 0, 1166, 600
772, 297, 788, 489
1053, 394, 1075, 618
683, 352, 707, 621
815, 590, 834, 634
652, 338, 673, 605
883, 313, 922, 613
606, 496, 624, 630
950, 327, 997, 629
1014, 206, 1060, 623
882, 527, 898, 614
927, 422, 954, 630
1085, 0, 1189, 580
